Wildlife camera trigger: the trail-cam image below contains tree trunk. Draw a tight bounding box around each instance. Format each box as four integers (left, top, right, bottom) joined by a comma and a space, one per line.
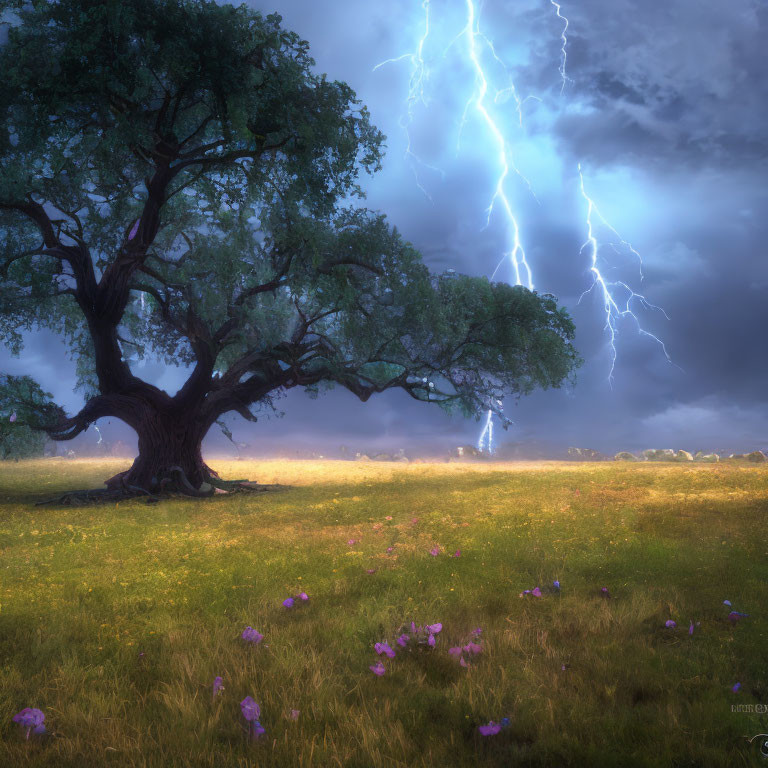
104, 406, 209, 493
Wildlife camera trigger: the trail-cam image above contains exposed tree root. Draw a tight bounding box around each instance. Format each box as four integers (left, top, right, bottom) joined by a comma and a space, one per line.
34, 465, 287, 506
35, 488, 156, 506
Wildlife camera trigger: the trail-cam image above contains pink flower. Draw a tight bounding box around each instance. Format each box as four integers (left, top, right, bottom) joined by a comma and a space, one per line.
348, 539, 357, 546
463, 642, 482, 655
369, 661, 385, 676
297, 592, 309, 601
430, 546, 440, 556
411, 518, 419, 524
478, 722, 501, 736
452, 550, 461, 557
366, 569, 377, 574
460, 657, 469, 668
448, 646, 462, 657
397, 634, 410, 647
425, 623, 442, 634
531, 587, 542, 598
386, 547, 394, 553
385, 516, 393, 521
427, 633, 436, 647
289, 710, 300, 721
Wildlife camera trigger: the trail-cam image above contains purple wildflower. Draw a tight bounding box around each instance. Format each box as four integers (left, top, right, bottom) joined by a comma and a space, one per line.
374, 642, 396, 659
600, 587, 611, 598
283, 597, 294, 608
289, 710, 300, 721
12, 708, 45, 739
463, 642, 482, 655
241, 697, 260, 722
297, 592, 309, 601
452, 550, 461, 557
251, 721, 266, 739
369, 661, 385, 676
242, 627, 263, 644
723, 600, 731, 607
10, 411, 17, 423
473, 627, 482, 636
448, 646, 462, 657
430, 546, 440, 556
426, 623, 442, 634
348, 539, 357, 546
366, 569, 377, 574
728, 611, 748, 624
427, 633, 436, 647
128, 219, 140, 240
460, 657, 469, 668
396, 634, 410, 647
478, 722, 501, 736
553, 580, 560, 590
665, 620, 676, 629
411, 621, 418, 635
213, 676, 224, 698
532, 587, 542, 598
689, 621, 694, 636
733, 682, 741, 693
386, 547, 394, 553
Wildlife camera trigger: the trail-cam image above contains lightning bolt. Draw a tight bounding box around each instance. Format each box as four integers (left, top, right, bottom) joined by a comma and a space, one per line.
460, 0, 535, 292
372, 0, 444, 199
459, 0, 535, 453
577, 164, 678, 385
376, 0, 539, 454
550, 1, 571, 94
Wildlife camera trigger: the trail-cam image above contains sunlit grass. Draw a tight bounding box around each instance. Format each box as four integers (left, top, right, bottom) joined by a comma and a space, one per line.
0, 458, 767, 766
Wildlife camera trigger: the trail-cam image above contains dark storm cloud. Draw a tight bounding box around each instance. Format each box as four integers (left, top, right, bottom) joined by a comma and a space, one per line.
2, 0, 767, 457
536, 0, 768, 171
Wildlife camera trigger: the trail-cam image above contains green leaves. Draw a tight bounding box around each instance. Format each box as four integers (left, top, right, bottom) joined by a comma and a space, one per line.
0, 0, 581, 438
0, 374, 66, 433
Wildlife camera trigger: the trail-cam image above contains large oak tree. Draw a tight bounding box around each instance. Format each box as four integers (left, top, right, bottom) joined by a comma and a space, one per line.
0, 0, 581, 497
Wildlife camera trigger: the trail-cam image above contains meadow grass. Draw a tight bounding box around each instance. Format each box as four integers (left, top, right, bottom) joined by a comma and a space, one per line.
0, 458, 766, 767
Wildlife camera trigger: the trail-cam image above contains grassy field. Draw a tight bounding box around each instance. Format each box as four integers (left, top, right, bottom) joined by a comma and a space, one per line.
0, 458, 766, 767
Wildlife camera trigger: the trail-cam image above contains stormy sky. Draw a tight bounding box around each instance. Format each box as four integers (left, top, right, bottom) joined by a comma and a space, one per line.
2, 0, 767, 458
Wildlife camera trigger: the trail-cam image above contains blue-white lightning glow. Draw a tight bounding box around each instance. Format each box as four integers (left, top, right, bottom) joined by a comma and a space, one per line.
372, 0, 444, 199
459, 0, 534, 453
577, 164, 676, 385
377, 1, 676, 455
460, 0, 534, 292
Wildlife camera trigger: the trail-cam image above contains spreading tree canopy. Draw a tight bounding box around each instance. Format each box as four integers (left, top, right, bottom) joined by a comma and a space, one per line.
0, 0, 581, 497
